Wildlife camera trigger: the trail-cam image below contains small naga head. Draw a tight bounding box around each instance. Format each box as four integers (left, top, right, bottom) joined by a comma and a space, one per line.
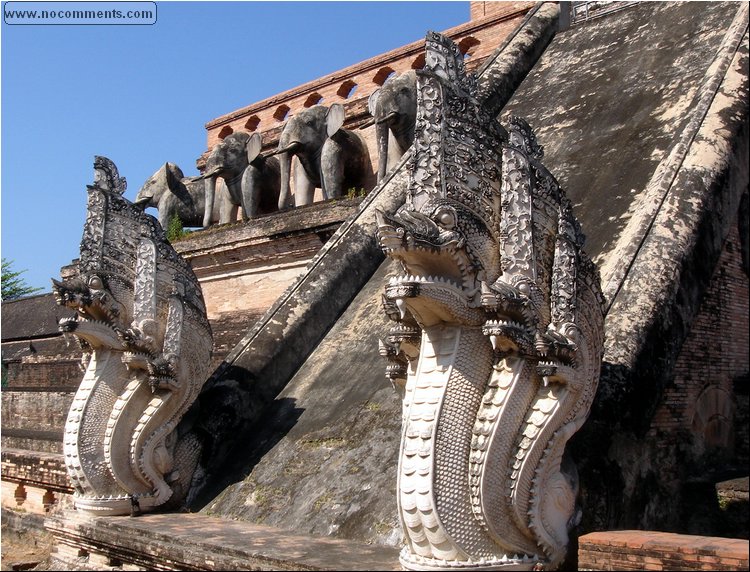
53, 273, 127, 350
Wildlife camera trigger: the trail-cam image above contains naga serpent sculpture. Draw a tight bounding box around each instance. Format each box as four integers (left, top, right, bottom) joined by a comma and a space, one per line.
52, 156, 212, 515
378, 33, 605, 570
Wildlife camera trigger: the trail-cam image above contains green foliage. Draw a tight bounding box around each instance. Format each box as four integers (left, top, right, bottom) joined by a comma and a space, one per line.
165, 214, 189, 242
346, 187, 367, 199
1, 258, 43, 300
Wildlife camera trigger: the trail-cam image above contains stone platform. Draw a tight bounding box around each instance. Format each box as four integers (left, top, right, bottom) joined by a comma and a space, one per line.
578, 530, 750, 571
46, 512, 401, 571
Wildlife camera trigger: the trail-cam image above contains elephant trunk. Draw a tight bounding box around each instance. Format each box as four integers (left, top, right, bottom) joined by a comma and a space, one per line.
375, 119, 391, 183
134, 195, 153, 210
203, 176, 217, 227
275, 141, 299, 210
277, 151, 294, 210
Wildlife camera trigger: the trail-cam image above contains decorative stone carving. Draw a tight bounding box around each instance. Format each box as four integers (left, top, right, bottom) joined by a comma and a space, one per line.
52, 157, 213, 516
321, 103, 371, 200
377, 33, 605, 570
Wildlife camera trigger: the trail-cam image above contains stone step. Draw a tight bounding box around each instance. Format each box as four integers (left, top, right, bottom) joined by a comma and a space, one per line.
46, 511, 401, 571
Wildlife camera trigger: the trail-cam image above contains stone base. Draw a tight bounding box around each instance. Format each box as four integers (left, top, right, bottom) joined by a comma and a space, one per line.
399, 550, 543, 571
578, 530, 750, 571
46, 511, 401, 571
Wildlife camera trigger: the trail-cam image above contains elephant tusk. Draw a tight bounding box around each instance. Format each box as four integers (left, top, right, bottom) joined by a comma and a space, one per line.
196, 167, 223, 179
268, 141, 301, 156
374, 111, 399, 125
359, 117, 376, 129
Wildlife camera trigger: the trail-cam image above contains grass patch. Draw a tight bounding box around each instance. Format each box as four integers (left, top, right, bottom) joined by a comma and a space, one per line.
248, 484, 285, 509
313, 492, 333, 511
299, 437, 346, 449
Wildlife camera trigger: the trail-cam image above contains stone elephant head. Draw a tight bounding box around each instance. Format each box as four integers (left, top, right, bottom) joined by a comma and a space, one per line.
200, 132, 281, 227
365, 70, 418, 182
272, 105, 331, 209
136, 162, 219, 229
320, 103, 371, 199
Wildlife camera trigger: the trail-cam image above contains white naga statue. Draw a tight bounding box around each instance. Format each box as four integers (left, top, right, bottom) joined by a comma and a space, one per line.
378, 33, 605, 571
53, 156, 213, 515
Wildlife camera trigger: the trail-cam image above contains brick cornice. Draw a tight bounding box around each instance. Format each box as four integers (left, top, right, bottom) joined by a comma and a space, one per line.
205, 2, 534, 129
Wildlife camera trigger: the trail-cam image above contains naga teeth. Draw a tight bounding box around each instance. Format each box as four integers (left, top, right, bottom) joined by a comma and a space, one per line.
391, 273, 464, 290
396, 298, 407, 320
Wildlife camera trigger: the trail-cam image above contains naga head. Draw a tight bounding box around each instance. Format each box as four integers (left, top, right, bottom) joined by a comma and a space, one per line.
377, 36, 599, 371
53, 274, 128, 351
377, 32, 508, 331
377, 198, 501, 329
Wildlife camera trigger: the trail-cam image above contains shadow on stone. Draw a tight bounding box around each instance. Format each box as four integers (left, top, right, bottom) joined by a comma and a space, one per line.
185, 394, 305, 511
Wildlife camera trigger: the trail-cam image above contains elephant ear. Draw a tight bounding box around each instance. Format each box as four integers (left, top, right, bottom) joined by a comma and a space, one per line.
368, 89, 381, 117
326, 103, 346, 138
246, 132, 263, 163
165, 162, 182, 191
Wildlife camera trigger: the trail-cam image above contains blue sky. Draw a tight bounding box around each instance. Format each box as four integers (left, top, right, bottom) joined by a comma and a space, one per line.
1, 1, 469, 293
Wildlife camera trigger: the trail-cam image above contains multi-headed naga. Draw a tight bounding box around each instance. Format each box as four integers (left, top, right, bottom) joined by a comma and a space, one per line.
52, 157, 212, 515
378, 34, 605, 570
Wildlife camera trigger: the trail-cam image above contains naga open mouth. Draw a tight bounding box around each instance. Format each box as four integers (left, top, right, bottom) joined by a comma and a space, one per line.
59, 315, 125, 350
377, 209, 481, 297
53, 276, 127, 350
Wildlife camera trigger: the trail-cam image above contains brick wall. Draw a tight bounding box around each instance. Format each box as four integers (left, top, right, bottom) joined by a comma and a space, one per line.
1, 299, 83, 466
173, 197, 361, 367
2, 344, 80, 391
470, 1, 526, 21
573, 209, 749, 537
578, 530, 750, 571
648, 223, 749, 458
1, 450, 71, 493
1, 391, 72, 453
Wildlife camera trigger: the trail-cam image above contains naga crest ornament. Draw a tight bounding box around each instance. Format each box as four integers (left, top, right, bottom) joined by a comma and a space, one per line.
52, 157, 212, 515
378, 33, 605, 570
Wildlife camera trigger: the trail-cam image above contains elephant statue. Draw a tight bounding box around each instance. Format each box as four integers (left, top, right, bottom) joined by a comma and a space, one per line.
136, 162, 221, 229
320, 103, 371, 200
201, 132, 281, 227
273, 104, 371, 209
364, 70, 418, 182
273, 105, 330, 210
